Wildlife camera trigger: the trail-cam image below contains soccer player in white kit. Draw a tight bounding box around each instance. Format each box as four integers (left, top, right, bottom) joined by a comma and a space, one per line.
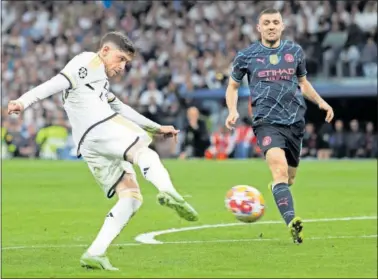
7, 31, 199, 271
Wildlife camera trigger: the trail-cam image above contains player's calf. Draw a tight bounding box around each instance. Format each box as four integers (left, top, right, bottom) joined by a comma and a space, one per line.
130, 146, 182, 198
266, 147, 289, 186
266, 148, 297, 228
288, 166, 297, 186
129, 146, 199, 221
288, 178, 295, 186
84, 174, 142, 265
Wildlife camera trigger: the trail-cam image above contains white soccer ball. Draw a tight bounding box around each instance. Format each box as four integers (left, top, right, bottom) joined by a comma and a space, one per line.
225, 185, 265, 223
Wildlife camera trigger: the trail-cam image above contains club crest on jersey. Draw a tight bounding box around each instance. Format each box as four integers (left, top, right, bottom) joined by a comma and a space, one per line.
284, 53, 294, 63
269, 54, 280, 65
262, 136, 272, 146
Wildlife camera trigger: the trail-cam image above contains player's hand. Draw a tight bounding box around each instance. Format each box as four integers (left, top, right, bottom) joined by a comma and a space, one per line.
7, 100, 24, 115
158, 125, 180, 143
319, 101, 334, 123
225, 111, 239, 130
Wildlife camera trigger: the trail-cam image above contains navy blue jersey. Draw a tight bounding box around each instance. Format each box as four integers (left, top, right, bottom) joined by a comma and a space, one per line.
231, 40, 307, 126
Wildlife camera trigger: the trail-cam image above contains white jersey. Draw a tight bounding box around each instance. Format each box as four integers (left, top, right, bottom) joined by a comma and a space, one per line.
60, 52, 116, 150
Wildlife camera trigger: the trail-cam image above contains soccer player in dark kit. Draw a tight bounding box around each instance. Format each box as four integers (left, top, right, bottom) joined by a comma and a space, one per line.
225, 8, 334, 244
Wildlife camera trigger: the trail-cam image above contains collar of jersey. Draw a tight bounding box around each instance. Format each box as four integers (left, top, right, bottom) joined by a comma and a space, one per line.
258, 40, 283, 50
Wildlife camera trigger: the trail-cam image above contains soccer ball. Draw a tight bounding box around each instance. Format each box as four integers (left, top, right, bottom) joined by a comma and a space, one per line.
225, 185, 265, 223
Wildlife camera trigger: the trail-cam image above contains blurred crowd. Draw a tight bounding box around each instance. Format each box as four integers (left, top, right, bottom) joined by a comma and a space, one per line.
1, 0, 377, 160
2, 104, 377, 160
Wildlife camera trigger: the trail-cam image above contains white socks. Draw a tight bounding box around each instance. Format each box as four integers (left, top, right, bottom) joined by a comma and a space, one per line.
86, 148, 182, 257
87, 191, 142, 256
134, 148, 183, 200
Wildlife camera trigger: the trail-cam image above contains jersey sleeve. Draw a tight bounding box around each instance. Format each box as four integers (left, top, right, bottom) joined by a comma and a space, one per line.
230, 51, 249, 83
296, 47, 307, 78
107, 92, 161, 132
60, 52, 97, 90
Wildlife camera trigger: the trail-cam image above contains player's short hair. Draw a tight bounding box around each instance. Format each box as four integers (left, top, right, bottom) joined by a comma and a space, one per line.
100, 31, 136, 55
258, 8, 281, 20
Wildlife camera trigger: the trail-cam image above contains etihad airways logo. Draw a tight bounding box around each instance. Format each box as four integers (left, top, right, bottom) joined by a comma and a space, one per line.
257, 68, 295, 81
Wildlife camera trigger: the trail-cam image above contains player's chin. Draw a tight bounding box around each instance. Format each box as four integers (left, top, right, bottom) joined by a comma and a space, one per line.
108, 70, 119, 77
266, 36, 279, 44
113, 70, 124, 77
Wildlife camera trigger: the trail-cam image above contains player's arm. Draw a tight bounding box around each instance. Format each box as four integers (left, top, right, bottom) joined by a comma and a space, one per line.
107, 93, 161, 133
296, 47, 334, 123
107, 93, 178, 140
298, 76, 334, 123
8, 74, 71, 114
7, 53, 92, 115
225, 52, 248, 129
226, 78, 240, 115
298, 76, 324, 106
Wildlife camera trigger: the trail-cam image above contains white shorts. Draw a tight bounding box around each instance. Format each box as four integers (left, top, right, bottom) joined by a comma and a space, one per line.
80, 115, 152, 198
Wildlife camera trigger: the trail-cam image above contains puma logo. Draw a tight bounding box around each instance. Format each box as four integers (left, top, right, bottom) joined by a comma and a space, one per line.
278, 198, 289, 206
256, 58, 265, 64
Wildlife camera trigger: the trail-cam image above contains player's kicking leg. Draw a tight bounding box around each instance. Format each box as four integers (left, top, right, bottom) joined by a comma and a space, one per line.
80, 171, 142, 270
265, 148, 303, 244
127, 143, 198, 222
111, 115, 198, 222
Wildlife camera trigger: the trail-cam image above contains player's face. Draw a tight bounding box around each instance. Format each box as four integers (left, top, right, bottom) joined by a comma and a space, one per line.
102, 47, 134, 77
257, 13, 285, 45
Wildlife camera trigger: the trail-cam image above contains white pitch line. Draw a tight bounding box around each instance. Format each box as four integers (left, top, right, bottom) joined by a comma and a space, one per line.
2, 235, 377, 251
1, 243, 141, 251
2, 216, 377, 251
163, 235, 377, 244
134, 216, 378, 244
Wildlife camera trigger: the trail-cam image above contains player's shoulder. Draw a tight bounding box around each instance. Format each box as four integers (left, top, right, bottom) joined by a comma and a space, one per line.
68, 52, 100, 66
283, 40, 304, 51
238, 42, 261, 55
62, 51, 106, 87
234, 43, 260, 62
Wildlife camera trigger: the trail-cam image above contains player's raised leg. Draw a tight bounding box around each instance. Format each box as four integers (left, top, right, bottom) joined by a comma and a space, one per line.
127, 143, 198, 221
81, 169, 142, 271
266, 147, 303, 244
104, 115, 198, 221
87, 116, 198, 224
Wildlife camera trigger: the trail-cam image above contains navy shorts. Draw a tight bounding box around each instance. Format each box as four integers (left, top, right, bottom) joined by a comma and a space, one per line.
252, 121, 305, 167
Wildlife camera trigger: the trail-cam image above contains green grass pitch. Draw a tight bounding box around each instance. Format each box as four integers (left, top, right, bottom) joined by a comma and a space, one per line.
2, 159, 377, 278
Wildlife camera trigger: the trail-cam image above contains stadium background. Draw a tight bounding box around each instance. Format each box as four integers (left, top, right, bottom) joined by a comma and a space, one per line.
1, 0, 377, 160
1, 1, 377, 278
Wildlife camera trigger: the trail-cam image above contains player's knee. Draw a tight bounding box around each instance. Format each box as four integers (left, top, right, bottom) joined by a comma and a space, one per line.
126, 140, 160, 167
266, 149, 288, 181
116, 176, 143, 211
116, 173, 140, 194
123, 138, 151, 164
134, 147, 160, 166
